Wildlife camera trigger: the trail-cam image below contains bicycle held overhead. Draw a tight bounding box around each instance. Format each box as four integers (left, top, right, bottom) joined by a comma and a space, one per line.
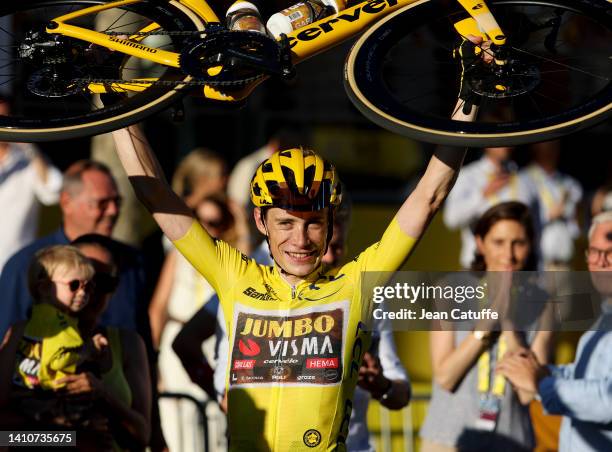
0, 0, 609, 144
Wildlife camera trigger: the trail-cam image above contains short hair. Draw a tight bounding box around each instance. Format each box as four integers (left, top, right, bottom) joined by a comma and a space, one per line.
172, 148, 227, 200
61, 160, 115, 196
588, 211, 612, 241
28, 245, 95, 302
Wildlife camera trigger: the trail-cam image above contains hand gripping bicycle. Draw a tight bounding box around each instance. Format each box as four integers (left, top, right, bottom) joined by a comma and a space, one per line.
0, 0, 610, 145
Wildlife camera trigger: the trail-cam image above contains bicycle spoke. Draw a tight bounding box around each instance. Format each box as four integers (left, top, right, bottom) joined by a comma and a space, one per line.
104, 19, 151, 33
510, 46, 609, 81
102, 10, 132, 33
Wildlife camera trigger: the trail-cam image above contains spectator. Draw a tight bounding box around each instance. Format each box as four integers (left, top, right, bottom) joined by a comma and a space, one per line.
0, 99, 62, 272
521, 141, 582, 270
591, 184, 612, 217
0, 157, 164, 450
443, 148, 539, 269
0, 238, 151, 451
18, 246, 99, 393
74, 234, 152, 451
498, 211, 612, 452
172, 147, 228, 210
421, 202, 553, 452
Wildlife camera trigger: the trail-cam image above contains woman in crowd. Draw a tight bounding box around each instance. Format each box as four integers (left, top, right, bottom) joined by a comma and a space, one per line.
0, 235, 151, 451
420, 201, 553, 452
73, 235, 152, 451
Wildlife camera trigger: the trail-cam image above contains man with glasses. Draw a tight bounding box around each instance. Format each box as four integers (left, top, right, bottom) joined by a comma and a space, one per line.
498, 211, 612, 451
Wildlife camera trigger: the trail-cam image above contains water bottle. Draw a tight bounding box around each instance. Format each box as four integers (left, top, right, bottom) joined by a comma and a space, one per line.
266, 0, 345, 39
226, 1, 266, 34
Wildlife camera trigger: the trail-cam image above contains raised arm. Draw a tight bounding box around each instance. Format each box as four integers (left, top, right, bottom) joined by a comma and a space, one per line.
396, 147, 466, 239
112, 125, 194, 241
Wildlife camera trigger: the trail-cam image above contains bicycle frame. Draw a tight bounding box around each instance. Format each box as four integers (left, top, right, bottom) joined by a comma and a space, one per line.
45, 0, 507, 101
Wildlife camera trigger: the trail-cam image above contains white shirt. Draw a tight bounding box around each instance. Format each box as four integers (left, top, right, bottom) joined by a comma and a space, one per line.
443, 156, 539, 269
0, 144, 62, 272
520, 164, 582, 264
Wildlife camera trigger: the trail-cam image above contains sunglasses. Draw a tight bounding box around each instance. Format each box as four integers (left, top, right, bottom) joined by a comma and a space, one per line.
54, 279, 95, 293
93, 273, 119, 294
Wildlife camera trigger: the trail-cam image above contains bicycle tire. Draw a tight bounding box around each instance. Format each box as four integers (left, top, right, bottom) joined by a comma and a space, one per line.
0, 0, 206, 142
345, 0, 612, 147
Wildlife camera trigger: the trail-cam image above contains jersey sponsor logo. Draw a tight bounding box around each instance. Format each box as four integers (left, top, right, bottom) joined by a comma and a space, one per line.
238, 339, 261, 356
303, 429, 322, 448
239, 313, 335, 338
243, 286, 276, 301
13, 335, 42, 388
230, 303, 347, 387
233, 359, 256, 370
306, 357, 338, 369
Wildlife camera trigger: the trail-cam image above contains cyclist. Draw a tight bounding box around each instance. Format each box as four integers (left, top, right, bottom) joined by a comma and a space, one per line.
111, 124, 465, 450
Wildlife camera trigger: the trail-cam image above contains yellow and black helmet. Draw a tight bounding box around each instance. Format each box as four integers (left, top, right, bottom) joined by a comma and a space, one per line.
250, 148, 341, 211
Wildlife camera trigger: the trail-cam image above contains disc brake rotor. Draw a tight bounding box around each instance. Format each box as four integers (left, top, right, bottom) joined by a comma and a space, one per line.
27, 66, 86, 97
469, 59, 540, 99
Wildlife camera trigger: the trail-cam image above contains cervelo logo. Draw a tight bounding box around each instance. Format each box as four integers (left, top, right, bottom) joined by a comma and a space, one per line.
239, 338, 261, 356
287, 0, 398, 48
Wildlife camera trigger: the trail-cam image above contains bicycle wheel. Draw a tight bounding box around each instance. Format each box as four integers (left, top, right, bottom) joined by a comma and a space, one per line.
0, 0, 206, 142
345, 0, 612, 147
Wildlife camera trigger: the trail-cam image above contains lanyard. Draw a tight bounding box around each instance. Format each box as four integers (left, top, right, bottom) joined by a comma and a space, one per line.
477, 335, 507, 397
487, 172, 519, 204
528, 166, 566, 215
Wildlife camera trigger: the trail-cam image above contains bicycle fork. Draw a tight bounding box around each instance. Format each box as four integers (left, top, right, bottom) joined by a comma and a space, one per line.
455, 0, 507, 46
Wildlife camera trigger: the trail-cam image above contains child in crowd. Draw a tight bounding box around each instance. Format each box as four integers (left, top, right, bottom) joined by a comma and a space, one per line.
12, 245, 106, 424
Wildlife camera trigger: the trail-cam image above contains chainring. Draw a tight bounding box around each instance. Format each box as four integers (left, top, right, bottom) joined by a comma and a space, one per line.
179, 30, 283, 86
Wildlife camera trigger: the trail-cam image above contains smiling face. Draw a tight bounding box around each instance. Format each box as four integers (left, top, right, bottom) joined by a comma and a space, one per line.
476, 219, 531, 272
61, 169, 121, 239
255, 207, 329, 284
49, 264, 94, 313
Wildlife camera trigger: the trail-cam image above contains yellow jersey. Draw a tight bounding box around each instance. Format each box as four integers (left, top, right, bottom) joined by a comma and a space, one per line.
173, 217, 415, 451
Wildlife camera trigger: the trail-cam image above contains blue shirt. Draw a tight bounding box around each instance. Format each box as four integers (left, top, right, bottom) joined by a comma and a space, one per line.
539, 302, 612, 452
0, 228, 152, 351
